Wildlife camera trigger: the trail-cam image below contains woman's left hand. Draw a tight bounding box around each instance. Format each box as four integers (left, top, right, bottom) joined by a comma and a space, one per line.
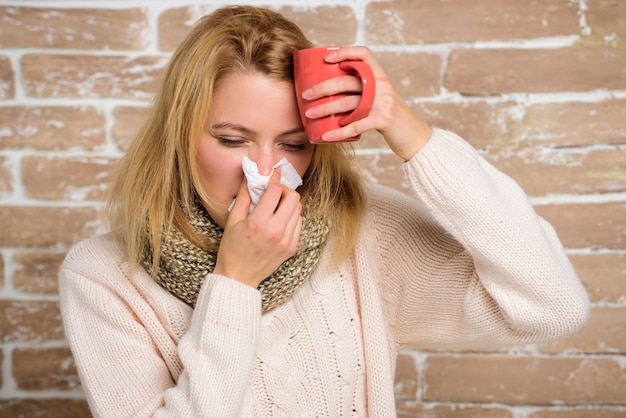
301, 46, 432, 161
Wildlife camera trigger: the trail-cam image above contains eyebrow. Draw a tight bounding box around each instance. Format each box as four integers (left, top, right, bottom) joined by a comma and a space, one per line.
211, 122, 305, 138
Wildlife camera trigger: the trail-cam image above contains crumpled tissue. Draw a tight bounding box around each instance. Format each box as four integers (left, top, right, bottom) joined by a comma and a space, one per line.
229, 156, 303, 212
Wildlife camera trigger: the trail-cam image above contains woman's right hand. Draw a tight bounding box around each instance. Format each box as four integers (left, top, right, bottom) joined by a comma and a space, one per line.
213, 167, 303, 288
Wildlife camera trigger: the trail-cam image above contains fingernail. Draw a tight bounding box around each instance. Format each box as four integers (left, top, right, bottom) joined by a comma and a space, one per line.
322, 132, 334, 141
305, 107, 317, 118
302, 88, 313, 99
324, 52, 337, 62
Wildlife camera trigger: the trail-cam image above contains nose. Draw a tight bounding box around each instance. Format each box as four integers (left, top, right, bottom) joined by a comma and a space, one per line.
250, 146, 277, 176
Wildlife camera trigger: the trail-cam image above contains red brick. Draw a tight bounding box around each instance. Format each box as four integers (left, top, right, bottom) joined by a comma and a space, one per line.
425, 354, 626, 404
159, 6, 357, 52
486, 147, 626, 196
0, 7, 149, 50
0, 399, 90, 418
529, 407, 626, 418
375, 52, 442, 98
396, 403, 513, 418
514, 99, 626, 147
366, 0, 579, 44
13, 347, 80, 391
535, 202, 626, 249
356, 152, 410, 195
0, 106, 105, 151
0, 206, 99, 248
541, 307, 626, 354
13, 252, 66, 294
446, 46, 626, 94
0, 55, 14, 99
356, 146, 626, 199
354, 130, 386, 151
570, 253, 626, 303
411, 101, 517, 149
587, 0, 626, 40
371, 99, 623, 151
279, 6, 357, 48
394, 352, 418, 400
22, 155, 116, 201
158, 6, 214, 51
0, 155, 13, 196
0, 300, 63, 343
112, 105, 149, 151
21, 54, 166, 99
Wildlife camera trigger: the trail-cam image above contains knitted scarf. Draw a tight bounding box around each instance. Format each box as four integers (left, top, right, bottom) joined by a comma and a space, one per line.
141, 198, 329, 313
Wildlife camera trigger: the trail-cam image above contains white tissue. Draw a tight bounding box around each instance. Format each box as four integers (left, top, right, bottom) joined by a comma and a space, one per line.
229, 156, 303, 212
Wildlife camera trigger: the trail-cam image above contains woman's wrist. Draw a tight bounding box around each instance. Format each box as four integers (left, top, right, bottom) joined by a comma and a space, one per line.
384, 102, 433, 161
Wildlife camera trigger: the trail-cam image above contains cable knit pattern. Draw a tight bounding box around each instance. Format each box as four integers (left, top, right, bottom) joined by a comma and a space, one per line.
59, 129, 590, 417
251, 260, 365, 416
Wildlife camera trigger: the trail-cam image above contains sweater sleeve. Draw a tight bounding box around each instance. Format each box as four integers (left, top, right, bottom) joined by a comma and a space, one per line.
59, 239, 261, 417
373, 129, 590, 350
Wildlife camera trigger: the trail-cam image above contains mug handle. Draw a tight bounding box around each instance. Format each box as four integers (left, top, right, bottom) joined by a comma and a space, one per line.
337, 61, 376, 127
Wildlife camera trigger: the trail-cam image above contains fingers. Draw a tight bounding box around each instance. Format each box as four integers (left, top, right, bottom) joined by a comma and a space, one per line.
227, 177, 251, 225
324, 46, 381, 71
304, 94, 361, 120
287, 206, 303, 252
253, 168, 300, 215
300, 46, 382, 128
253, 167, 302, 248
303, 74, 363, 102
252, 167, 283, 217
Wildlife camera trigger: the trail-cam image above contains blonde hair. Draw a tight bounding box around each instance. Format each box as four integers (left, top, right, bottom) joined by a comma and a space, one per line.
106, 5, 365, 273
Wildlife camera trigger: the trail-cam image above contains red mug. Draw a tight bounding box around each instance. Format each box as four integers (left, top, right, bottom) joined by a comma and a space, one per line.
293, 47, 376, 143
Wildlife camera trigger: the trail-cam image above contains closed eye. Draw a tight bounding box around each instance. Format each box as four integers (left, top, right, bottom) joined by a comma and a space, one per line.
281, 142, 308, 152
217, 136, 246, 147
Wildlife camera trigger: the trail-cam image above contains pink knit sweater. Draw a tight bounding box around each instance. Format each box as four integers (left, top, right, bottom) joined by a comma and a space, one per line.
59, 129, 590, 417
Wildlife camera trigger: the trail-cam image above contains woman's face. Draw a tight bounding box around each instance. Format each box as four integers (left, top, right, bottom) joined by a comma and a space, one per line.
196, 71, 314, 228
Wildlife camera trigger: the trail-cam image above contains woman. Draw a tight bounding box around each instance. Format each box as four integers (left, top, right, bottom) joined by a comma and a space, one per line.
59, 5, 589, 417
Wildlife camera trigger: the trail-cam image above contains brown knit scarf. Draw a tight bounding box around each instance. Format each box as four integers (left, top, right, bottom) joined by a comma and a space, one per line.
141, 198, 329, 313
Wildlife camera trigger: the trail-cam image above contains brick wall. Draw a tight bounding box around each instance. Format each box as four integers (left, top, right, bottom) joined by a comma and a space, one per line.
0, 0, 624, 417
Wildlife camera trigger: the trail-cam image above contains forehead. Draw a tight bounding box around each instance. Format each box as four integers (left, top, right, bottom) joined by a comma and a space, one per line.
208, 72, 302, 132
